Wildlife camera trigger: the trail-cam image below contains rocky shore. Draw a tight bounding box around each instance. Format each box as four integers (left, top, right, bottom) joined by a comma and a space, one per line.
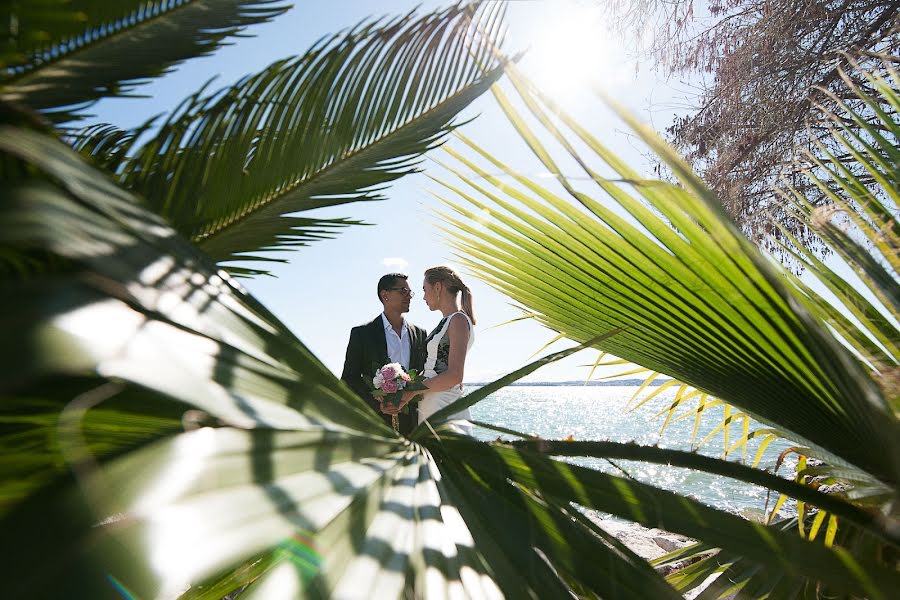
587, 515, 695, 568
587, 515, 733, 599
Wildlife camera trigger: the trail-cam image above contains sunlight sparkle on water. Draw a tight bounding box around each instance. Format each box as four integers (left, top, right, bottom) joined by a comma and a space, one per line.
469, 385, 798, 518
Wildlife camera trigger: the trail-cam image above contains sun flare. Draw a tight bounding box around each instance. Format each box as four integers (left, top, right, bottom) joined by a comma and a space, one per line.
526, 5, 625, 102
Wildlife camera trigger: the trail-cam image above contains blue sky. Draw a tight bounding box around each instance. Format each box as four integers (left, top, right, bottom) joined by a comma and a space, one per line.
88, 0, 698, 382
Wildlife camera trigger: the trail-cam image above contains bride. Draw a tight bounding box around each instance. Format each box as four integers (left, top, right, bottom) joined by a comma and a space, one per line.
382, 265, 475, 434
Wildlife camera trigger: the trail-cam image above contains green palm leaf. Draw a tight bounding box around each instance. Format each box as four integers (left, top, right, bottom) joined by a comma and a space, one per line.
660, 515, 895, 599
72, 3, 508, 275
1, 0, 290, 123
437, 65, 900, 490
6, 116, 900, 599
619, 65, 900, 521
8, 7, 900, 594
439, 437, 900, 599
1, 122, 681, 599
511, 440, 898, 544
0, 388, 186, 519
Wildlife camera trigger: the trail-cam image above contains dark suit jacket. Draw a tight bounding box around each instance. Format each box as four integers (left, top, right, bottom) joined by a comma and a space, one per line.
341, 315, 427, 435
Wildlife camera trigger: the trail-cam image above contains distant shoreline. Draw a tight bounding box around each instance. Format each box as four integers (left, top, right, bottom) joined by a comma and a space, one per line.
464, 379, 671, 387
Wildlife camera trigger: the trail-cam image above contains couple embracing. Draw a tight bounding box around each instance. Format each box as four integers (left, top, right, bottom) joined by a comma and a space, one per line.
341, 266, 476, 436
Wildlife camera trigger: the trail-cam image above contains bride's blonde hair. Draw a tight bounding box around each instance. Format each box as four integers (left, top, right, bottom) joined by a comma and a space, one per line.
424, 266, 476, 325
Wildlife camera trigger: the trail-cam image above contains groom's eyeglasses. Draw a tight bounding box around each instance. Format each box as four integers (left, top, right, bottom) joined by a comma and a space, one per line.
388, 287, 415, 297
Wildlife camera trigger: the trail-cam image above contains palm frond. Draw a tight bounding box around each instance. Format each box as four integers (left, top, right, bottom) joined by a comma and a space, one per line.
666, 514, 896, 600
5, 112, 900, 599
72, 2, 508, 275
1, 0, 290, 123
66, 120, 154, 173
440, 437, 900, 599
504, 440, 898, 545
1, 122, 687, 600
437, 64, 900, 487
0, 387, 186, 519
624, 64, 900, 493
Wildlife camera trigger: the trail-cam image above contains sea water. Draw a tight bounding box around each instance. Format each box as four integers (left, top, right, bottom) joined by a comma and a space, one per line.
467, 384, 798, 518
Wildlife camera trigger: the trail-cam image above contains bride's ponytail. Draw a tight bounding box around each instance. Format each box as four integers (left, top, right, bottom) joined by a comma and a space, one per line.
459, 284, 476, 326
424, 266, 477, 325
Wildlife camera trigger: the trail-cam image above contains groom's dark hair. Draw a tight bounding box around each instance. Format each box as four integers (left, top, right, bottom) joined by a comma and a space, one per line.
377, 273, 408, 301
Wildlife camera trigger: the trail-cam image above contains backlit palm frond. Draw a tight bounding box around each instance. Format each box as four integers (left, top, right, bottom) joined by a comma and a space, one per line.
780, 65, 900, 367
0, 113, 683, 600
729, 63, 900, 513
0, 0, 290, 123
438, 436, 900, 599
72, 2, 508, 276
623, 65, 899, 512
0, 124, 448, 599
4, 123, 899, 599
431, 60, 900, 597
66, 120, 364, 277
657, 512, 895, 599
437, 63, 900, 493
423, 376, 899, 598
619, 373, 778, 463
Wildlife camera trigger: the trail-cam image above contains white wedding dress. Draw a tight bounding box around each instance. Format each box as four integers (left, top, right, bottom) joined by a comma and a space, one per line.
418, 311, 474, 434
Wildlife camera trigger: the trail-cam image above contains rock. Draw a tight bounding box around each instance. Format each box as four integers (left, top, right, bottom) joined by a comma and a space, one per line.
738, 506, 766, 523
584, 513, 751, 598
586, 515, 696, 565
817, 482, 849, 495
621, 532, 672, 561
653, 533, 693, 553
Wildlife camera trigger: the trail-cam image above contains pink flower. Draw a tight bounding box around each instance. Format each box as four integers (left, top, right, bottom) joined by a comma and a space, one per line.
401, 373, 411, 382
381, 379, 399, 393
381, 365, 397, 380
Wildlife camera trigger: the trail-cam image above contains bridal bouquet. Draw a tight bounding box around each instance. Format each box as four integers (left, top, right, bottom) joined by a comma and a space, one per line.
370, 362, 426, 414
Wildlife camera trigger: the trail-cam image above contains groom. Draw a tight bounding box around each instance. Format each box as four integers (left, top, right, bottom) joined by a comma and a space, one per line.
341, 273, 427, 435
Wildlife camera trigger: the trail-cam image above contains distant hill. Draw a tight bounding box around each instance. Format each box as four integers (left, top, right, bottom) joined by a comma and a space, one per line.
464, 379, 671, 387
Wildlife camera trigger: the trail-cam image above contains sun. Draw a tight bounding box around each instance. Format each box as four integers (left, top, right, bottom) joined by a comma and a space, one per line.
524, 4, 624, 102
